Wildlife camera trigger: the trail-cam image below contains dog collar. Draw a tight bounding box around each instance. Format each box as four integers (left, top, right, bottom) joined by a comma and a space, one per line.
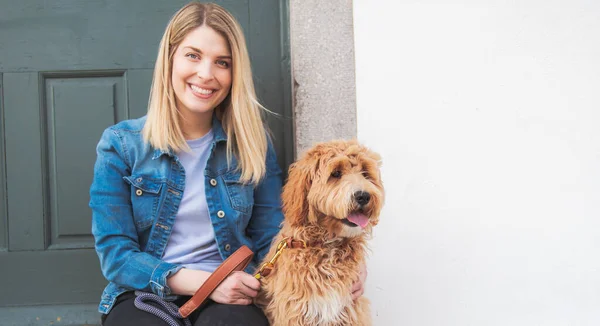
254, 236, 324, 279
286, 237, 324, 248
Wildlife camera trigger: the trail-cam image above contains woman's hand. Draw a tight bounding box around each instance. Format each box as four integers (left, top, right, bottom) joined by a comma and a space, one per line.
351, 262, 368, 300
209, 271, 261, 305
168, 269, 259, 305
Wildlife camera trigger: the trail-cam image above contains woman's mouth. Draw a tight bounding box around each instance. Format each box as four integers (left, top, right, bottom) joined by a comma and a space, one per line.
189, 84, 216, 99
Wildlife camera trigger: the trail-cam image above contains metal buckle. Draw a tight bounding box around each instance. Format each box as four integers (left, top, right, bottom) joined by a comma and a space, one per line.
254, 238, 289, 279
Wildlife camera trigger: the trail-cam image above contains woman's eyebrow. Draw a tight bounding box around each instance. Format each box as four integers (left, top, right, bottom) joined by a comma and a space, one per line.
183, 46, 231, 59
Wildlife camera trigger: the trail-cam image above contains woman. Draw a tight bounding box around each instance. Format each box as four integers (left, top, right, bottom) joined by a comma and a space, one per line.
90, 2, 365, 325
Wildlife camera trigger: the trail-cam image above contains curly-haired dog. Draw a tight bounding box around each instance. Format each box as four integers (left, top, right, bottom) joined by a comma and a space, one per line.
257, 140, 384, 326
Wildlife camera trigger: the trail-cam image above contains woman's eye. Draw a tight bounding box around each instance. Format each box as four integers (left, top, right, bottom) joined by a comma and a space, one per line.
185, 53, 199, 60
331, 170, 342, 178
216, 60, 230, 68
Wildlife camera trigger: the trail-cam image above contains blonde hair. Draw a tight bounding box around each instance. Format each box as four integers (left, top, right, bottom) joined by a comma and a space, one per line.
143, 2, 268, 184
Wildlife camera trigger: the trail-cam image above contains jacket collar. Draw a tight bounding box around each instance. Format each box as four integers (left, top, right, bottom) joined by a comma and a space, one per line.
152, 113, 227, 160
211, 113, 228, 143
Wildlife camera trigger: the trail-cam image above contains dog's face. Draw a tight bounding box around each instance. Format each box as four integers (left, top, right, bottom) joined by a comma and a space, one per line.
282, 140, 384, 238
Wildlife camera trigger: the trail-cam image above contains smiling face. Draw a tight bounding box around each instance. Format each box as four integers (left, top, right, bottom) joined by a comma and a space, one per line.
171, 25, 233, 123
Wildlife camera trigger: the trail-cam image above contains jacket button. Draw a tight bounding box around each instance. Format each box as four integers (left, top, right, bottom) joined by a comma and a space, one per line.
135, 189, 143, 196
136, 177, 142, 183
210, 179, 217, 186
224, 244, 231, 251
217, 210, 225, 218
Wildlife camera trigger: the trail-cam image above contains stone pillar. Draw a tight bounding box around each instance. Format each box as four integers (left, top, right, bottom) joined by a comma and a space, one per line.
289, 0, 357, 156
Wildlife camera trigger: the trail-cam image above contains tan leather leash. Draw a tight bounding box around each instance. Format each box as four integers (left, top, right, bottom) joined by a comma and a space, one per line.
179, 237, 312, 317
178, 245, 254, 318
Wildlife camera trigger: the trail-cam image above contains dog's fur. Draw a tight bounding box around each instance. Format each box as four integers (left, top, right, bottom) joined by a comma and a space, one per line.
258, 140, 384, 326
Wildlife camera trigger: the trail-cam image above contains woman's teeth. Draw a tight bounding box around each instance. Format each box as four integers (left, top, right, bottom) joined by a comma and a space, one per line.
190, 84, 215, 95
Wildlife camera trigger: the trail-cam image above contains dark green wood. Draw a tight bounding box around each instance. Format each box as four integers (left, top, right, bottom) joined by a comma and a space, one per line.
249, 0, 294, 176
0, 0, 249, 73
0, 0, 292, 323
126, 70, 153, 119
0, 304, 100, 326
44, 72, 127, 249
4, 72, 45, 251
0, 73, 6, 251
0, 249, 106, 306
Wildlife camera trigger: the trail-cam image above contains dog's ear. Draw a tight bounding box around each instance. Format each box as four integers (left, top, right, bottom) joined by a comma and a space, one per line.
360, 147, 384, 228
282, 153, 320, 226
368, 149, 383, 187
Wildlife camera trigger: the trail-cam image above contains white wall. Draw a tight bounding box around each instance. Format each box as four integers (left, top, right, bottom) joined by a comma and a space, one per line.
354, 1, 600, 325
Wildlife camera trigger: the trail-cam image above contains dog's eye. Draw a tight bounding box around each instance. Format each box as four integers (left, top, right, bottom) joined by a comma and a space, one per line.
330, 170, 342, 178
362, 171, 371, 180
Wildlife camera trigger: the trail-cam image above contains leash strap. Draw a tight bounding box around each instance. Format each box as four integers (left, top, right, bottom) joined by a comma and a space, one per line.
179, 245, 254, 318
133, 245, 254, 322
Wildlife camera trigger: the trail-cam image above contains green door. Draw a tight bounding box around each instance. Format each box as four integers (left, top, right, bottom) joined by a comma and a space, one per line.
0, 1, 291, 324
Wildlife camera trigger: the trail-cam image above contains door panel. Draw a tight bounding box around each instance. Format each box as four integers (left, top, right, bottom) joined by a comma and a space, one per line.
0, 73, 6, 251
0, 0, 291, 324
44, 71, 127, 249
4, 72, 45, 251
1, 249, 105, 306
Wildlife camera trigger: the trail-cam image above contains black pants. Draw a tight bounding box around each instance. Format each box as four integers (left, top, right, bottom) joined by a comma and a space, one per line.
102, 292, 269, 326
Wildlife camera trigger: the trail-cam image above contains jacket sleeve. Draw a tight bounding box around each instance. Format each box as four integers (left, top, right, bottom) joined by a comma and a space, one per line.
246, 139, 285, 264
89, 128, 181, 297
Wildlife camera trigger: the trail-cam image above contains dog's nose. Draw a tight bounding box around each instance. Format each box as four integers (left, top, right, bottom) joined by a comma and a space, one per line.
354, 191, 371, 206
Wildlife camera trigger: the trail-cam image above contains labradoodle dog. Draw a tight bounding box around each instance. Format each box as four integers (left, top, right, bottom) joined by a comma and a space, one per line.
257, 140, 384, 326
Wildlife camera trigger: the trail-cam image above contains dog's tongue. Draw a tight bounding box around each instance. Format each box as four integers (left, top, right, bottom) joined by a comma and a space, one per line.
347, 213, 369, 228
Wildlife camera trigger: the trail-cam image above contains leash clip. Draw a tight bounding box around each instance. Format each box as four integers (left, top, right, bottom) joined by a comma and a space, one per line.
254, 237, 290, 279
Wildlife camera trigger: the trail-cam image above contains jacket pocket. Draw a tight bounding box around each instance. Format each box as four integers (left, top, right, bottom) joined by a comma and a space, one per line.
221, 172, 254, 214
123, 175, 163, 231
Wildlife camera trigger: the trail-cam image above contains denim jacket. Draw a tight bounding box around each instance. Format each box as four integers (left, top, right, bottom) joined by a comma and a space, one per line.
89, 115, 284, 314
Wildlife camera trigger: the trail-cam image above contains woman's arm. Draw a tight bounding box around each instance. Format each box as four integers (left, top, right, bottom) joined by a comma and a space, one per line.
351, 261, 368, 300
90, 127, 181, 297
167, 268, 210, 296
168, 268, 261, 304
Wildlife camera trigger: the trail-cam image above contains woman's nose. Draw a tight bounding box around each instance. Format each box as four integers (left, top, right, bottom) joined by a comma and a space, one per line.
196, 61, 214, 80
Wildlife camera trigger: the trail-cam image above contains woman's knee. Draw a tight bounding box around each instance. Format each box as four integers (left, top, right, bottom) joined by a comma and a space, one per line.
193, 302, 269, 326
102, 292, 170, 326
